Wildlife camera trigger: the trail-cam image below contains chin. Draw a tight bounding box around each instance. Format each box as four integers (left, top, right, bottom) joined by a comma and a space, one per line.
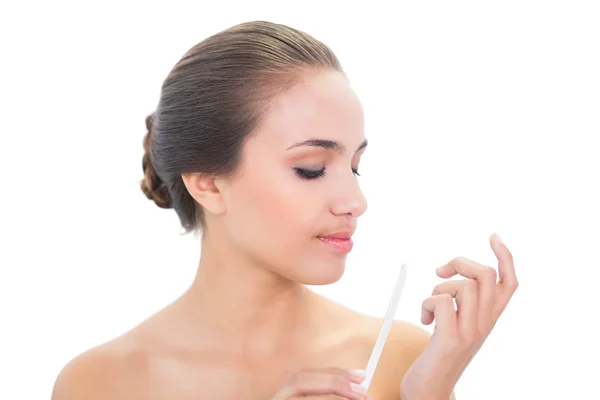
299, 259, 347, 286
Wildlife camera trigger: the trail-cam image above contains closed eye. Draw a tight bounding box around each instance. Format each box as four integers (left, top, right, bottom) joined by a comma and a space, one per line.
294, 168, 326, 180
294, 167, 361, 180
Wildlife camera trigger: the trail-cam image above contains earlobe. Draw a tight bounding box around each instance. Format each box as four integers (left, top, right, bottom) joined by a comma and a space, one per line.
181, 172, 226, 215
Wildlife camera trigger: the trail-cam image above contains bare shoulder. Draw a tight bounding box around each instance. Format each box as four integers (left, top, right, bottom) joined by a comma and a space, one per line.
341, 309, 434, 400
50, 297, 185, 400
51, 336, 150, 400
313, 295, 432, 364
364, 316, 431, 373
356, 315, 458, 400
382, 318, 433, 364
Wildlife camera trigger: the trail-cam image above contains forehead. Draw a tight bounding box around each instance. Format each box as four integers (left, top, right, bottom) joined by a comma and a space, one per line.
253, 70, 365, 150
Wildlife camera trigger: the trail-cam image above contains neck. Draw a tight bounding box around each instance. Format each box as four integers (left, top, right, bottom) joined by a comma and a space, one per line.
178, 233, 322, 354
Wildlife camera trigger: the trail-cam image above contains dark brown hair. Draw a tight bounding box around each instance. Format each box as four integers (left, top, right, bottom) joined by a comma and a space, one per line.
141, 21, 344, 234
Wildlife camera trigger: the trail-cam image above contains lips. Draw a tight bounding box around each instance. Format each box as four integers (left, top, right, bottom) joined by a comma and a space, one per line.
318, 232, 352, 240
317, 231, 354, 253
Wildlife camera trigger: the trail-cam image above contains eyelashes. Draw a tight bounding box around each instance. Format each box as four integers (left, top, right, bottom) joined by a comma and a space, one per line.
294, 168, 326, 180
294, 167, 360, 180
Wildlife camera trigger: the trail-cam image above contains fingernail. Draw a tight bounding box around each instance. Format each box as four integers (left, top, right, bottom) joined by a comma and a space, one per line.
494, 233, 504, 245
351, 382, 368, 394
349, 369, 365, 378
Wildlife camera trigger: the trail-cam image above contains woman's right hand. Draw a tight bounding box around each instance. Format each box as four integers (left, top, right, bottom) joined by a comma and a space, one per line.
270, 367, 373, 400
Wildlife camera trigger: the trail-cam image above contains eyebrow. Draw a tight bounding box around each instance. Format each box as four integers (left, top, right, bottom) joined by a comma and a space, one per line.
286, 138, 368, 154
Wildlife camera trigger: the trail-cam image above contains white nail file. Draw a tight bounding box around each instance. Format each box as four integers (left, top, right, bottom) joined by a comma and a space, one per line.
361, 263, 408, 391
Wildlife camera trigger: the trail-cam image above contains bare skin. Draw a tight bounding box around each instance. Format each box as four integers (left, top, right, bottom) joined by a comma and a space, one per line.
51, 289, 430, 399
51, 69, 517, 399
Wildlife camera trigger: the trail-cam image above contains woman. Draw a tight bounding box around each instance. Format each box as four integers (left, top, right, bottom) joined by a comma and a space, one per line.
52, 21, 518, 400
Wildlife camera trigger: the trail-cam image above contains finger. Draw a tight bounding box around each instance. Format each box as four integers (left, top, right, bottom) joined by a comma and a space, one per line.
490, 233, 519, 319
422, 294, 457, 336
490, 233, 518, 287
436, 257, 497, 330
433, 279, 478, 341
282, 369, 368, 400
436, 257, 495, 282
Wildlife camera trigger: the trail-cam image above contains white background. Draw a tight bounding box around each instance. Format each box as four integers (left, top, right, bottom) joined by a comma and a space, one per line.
1, 1, 599, 399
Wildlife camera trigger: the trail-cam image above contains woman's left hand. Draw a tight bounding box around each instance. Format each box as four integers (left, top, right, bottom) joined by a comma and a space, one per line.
399, 233, 519, 400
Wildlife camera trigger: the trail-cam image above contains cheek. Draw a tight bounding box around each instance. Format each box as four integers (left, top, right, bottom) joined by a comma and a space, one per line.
227, 168, 317, 248
224, 168, 345, 284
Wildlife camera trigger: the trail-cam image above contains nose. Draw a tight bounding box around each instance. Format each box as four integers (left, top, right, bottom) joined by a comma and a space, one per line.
330, 176, 368, 218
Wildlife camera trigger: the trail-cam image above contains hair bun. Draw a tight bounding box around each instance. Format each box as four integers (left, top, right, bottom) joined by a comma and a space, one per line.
141, 113, 172, 209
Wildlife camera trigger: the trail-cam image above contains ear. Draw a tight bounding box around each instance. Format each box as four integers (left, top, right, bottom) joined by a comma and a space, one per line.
181, 172, 226, 216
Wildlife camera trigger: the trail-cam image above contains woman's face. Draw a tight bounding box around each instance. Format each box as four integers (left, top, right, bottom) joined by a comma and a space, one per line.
221, 69, 368, 285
